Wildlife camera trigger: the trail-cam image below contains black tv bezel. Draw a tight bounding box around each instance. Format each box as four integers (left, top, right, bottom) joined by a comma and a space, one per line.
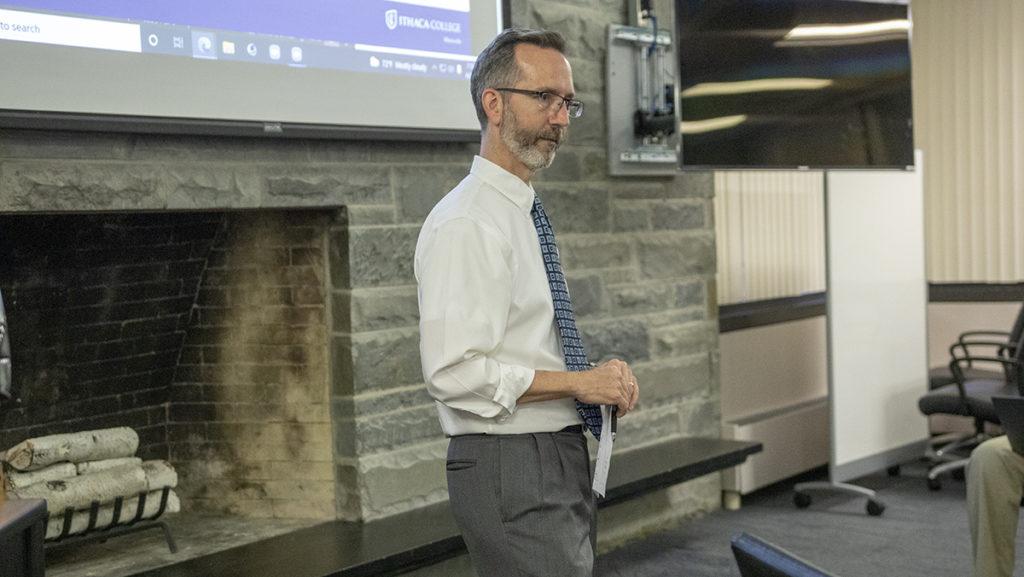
0, 1, 512, 143
675, 0, 916, 171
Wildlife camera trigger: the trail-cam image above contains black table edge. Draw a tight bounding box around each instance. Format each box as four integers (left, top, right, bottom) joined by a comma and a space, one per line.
132, 437, 763, 577
326, 438, 763, 576
600, 441, 763, 507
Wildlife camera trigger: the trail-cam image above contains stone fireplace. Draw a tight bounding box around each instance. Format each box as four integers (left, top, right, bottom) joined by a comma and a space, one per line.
0, 126, 491, 532
1, 117, 720, 540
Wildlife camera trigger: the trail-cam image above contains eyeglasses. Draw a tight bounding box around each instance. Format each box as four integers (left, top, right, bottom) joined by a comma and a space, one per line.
493, 88, 584, 119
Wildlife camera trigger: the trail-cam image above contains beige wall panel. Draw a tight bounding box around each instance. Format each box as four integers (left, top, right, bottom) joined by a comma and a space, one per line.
719, 316, 828, 422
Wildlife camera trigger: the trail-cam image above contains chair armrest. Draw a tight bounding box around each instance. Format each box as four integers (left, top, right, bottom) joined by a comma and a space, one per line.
949, 355, 1024, 395
955, 331, 1016, 365
949, 340, 1016, 365
959, 330, 1011, 342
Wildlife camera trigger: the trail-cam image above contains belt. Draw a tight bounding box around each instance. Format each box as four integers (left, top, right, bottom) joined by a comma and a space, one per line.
451, 424, 583, 438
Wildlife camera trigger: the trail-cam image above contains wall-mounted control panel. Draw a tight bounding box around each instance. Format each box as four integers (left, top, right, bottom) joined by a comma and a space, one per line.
606, 18, 678, 176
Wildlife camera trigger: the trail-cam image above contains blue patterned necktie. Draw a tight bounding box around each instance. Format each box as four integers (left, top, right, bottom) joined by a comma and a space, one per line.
531, 196, 604, 439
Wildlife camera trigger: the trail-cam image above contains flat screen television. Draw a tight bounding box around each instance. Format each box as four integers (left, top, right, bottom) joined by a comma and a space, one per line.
675, 0, 914, 169
0, 1, 507, 140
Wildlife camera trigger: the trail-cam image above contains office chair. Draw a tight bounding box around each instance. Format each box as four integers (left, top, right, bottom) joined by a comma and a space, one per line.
927, 302, 1024, 390
918, 333, 1024, 490
731, 532, 840, 577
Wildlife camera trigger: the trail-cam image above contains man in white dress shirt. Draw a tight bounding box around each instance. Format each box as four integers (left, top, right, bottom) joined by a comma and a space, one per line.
414, 28, 640, 577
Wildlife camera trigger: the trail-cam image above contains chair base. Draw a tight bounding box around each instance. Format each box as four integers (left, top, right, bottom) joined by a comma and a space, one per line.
792, 481, 886, 516
923, 431, 988, 490
926, 458, 969, 491
926, 432, 986, 461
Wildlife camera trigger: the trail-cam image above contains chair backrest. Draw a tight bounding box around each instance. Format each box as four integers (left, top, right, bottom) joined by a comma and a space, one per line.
731, 533, 840, 577
1011, 304, 1024, 345
1011, 331, 1024, 389
982, 312, 1024, 387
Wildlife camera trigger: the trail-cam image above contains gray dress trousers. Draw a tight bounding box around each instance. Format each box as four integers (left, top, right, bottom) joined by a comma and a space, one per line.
446, 428, 597, 577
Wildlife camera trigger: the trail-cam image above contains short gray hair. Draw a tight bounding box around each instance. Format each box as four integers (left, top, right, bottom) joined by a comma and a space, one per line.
470, 28, 567, 129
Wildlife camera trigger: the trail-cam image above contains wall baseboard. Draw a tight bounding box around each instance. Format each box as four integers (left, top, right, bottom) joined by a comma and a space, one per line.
718, 293, 826, 333
928, 283, 1024, 302
718, 284, 1023, 334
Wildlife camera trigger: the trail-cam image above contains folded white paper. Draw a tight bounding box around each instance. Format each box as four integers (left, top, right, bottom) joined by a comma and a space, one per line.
591, 405, 615, 498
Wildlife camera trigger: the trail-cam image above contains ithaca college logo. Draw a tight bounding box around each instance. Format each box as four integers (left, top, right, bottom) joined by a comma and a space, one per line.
384, 10, 462, 33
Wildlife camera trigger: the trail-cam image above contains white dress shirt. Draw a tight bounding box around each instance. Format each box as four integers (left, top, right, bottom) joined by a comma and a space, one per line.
415, 156, 582, 436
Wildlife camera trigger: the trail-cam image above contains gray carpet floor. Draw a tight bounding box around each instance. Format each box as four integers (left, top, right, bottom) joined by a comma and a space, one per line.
596, 460, 1024, 577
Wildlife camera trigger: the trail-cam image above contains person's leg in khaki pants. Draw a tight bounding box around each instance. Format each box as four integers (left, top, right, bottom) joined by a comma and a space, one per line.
968, 435, 1024, 577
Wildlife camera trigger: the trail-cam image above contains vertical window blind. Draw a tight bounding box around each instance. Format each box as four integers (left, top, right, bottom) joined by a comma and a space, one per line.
914, 0, 1024, 282
714, 172, 826, 305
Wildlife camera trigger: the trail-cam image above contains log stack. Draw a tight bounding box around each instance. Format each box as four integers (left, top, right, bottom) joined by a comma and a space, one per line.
1, 427, 180, 539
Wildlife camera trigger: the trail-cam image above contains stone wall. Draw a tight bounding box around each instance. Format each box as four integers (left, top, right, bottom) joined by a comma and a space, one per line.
331, 0, 721, 532
0, 0, 722, 548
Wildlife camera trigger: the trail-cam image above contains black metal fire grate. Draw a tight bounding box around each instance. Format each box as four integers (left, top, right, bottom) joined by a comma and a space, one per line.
44, 486, 177, 554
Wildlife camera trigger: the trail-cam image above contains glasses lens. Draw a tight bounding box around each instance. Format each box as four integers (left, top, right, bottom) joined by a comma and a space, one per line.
567, 100, 583, 118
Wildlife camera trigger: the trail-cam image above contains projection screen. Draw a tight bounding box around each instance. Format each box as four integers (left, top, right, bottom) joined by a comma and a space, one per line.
0, 1, 506, 139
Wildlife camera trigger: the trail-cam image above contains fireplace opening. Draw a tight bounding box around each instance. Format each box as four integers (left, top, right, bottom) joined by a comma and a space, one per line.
0, 209, 344, 576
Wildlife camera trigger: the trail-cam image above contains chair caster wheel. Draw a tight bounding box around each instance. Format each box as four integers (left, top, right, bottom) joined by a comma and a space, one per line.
927, 477, 942, 491
887, 465, 900, 477
794, 492, 812, 509
866, 500, 886, 516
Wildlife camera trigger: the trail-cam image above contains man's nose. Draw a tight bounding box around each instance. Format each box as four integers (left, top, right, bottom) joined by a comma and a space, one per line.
549, 102, 570, 126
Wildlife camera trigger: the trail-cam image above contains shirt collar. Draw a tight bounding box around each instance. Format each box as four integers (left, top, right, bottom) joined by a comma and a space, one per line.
470, 155, 535, 214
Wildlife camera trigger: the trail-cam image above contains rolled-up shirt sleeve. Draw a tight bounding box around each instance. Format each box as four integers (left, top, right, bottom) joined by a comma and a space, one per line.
415, 217, 535, 419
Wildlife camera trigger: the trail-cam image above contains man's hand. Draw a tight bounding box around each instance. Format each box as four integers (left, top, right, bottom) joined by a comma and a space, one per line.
575, 359, 639, 416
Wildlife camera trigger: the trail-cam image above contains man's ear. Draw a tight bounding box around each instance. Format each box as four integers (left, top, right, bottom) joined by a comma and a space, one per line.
482, 88, 503, 127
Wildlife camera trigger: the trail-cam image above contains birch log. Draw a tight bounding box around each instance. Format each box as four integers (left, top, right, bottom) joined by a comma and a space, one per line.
76, 457, 142, 475
45, 490, 180, 540
5, 428, 139, 471
12, 466, 147, 513
4, 463, 77, 491
142, 461, 178, 490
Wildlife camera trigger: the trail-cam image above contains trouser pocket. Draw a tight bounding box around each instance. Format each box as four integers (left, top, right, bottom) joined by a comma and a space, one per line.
446, 459, 477, 471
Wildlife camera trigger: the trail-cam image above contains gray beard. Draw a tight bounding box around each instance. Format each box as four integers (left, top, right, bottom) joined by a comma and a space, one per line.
500, 108, 562, 171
